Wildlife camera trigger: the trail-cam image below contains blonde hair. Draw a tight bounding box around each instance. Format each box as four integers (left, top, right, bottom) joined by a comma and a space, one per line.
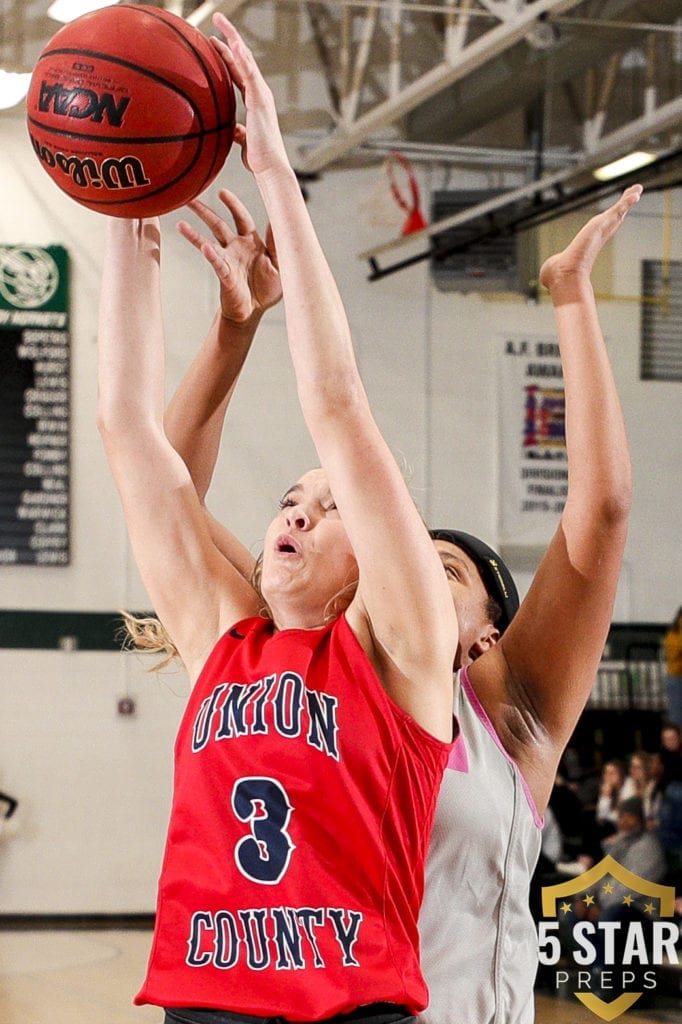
119, 553, 358, 671
118, 610, 179, 672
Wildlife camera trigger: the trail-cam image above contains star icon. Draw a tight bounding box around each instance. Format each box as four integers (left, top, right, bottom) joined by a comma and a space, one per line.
622, 893, 634, 906
583, 893, 595, 907
560, 901, 572, 915
644, 902, 655, 915
602, 882, 614, 895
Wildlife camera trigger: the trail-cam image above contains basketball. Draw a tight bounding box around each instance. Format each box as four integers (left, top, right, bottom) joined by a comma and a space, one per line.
25, 4, 236, 218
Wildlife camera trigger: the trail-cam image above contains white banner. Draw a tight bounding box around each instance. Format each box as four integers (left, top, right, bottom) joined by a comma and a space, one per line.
499, 335, 567, 547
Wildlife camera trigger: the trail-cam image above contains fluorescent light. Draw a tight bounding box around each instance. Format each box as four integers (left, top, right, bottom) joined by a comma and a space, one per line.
48, 0, 119, 23
0, 70, 31, 110
593, 151, 657, 181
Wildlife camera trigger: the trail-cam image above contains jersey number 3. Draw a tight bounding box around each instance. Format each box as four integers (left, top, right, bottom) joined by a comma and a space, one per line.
231, 776, 295, 884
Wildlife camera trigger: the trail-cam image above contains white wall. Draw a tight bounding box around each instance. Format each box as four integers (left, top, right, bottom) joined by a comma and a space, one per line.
0, 105, 680, 912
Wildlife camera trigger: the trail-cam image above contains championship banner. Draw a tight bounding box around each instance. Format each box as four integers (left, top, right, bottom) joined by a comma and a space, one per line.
0, 245, 70, 566
499, 336, 566, 547
538, 855, 679, 1020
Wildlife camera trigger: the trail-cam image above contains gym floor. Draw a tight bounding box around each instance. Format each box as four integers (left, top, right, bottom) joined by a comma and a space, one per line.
0, 928, 679, 1024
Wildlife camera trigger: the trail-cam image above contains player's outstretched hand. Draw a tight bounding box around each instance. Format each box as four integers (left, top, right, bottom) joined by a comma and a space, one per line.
177, 189, 281, 326
540, 184, 642, 299
210, 14, 290, 179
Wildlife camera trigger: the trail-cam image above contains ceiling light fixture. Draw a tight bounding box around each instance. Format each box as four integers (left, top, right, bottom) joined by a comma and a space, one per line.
593, 151, 657, 181
0, 70, 32, 110
47, 0, 119, 24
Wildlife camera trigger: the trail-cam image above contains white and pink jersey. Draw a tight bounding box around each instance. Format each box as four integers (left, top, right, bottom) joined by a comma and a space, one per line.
419, 667, 543, 1024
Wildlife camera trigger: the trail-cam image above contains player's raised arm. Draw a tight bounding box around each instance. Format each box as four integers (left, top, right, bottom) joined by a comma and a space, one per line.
165, 189, 281, 580
210, 14, 456, 740
470, 186, 640, 809
97, 217, 260, 683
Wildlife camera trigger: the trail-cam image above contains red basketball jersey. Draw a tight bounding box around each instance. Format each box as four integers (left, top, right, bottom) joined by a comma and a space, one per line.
135, 615, 451, 1020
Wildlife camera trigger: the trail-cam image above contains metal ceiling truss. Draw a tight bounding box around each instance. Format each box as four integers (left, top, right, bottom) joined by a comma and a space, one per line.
180, 0, 682, 278
8, 1, 678, 283
295, 0, 592, 174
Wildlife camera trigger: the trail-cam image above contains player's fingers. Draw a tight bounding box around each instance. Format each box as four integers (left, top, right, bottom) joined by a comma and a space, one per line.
619, 184, 643, 212
212, 14, 270, 104
200, 240, 232, 277
209, 31, 245, 95
176, 219, 207, 252
217, 189, 256, 236
177, 222, 228, 274
185, 197, 235, 246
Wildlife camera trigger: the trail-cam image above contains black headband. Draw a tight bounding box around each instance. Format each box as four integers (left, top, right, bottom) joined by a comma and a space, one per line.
430, 529, 520, 632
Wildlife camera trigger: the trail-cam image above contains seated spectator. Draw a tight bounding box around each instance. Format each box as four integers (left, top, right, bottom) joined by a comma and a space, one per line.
620, 749, 650, 800
652, 722, 682, 878
603, 796, 667, 881
659, 726, 682, 787
646, 752, 666, 829
660, 721, 681, 756
657, 784, 682, 879
595, 759, 626, 840
620, 749, 659, 819
593, 797, 668, 1002
546, 772, 597, 874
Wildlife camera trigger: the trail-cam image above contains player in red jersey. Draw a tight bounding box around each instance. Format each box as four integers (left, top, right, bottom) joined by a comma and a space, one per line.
97, 14, 456, 1024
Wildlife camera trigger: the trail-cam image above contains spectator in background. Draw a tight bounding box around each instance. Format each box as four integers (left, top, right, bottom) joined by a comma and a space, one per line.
663, 607, 682, 728
593, 796, 668, 1001
603, 796, 667, 880
547, 770, 597, 871
646, 752, 666, 829
661, 720, 681, 755
595, 759, 626, 840
655, 728, 682, 881
620, 750, 656, 818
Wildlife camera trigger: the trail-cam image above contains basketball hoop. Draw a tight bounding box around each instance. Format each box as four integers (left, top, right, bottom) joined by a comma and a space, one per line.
384, 151, 427, 236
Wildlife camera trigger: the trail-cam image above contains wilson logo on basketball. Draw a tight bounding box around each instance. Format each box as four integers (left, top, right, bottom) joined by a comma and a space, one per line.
29, 134, 151, 192
38, 82, 131, 127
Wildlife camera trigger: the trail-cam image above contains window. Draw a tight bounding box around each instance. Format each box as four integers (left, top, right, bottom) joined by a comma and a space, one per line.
641, 259, 682, 381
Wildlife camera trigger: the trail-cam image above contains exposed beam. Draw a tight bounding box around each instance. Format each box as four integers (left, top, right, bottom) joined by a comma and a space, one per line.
186, 0, 247, 26
296, 0, 586, 172
186, 2, 219, 26
407, 0, 681, 149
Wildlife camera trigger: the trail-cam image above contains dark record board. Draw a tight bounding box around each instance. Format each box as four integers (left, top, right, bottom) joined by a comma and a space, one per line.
0, 245, 69, 566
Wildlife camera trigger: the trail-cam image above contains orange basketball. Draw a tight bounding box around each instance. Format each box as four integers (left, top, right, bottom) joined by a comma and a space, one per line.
25, 4, 235, 218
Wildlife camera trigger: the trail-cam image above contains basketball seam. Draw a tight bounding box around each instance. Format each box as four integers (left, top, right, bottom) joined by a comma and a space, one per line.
119, 3, 234, 194
27, 124, 227, 212
26, 118, 235, 146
